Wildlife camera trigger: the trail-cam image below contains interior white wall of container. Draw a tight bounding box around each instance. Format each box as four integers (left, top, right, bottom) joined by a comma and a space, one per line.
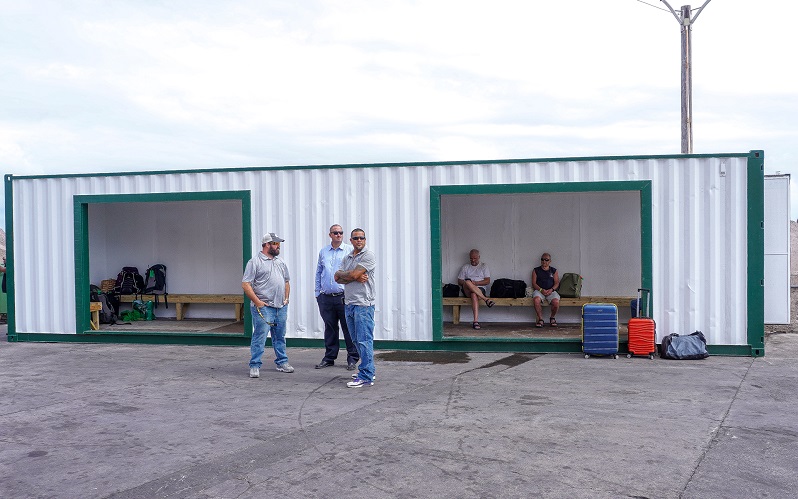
440, 191, 642, 325
89, 200, 243, 319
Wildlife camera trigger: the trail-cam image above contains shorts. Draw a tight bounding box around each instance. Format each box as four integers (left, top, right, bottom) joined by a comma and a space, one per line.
532, 289, 560, 305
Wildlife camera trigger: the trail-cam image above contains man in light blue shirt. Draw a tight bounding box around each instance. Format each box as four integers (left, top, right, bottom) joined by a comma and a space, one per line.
314, 224, 359, 370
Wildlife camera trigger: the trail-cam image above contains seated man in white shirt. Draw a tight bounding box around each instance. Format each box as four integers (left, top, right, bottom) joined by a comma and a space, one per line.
457, 249, 495, 330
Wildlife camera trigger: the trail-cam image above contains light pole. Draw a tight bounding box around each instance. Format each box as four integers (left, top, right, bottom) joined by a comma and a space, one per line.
660, 0, 712, 154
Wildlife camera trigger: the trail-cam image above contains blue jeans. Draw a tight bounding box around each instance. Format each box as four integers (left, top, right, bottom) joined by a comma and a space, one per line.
345, 304, 375, 381
249, 304, 288, 368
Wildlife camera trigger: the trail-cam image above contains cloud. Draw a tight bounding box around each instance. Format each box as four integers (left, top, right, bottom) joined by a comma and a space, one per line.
0, 0, 796, 221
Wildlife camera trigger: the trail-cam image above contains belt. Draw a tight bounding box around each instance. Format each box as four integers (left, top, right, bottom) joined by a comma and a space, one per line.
322, 292, 344, 297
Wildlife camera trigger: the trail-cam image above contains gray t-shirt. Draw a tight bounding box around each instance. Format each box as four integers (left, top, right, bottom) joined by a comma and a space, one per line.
242, 252, 290, 308
339, 247, 376, 306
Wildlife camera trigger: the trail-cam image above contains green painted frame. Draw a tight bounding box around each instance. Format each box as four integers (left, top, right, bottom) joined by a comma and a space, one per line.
430, 180, 653, 352
746, 151, 765, 356
71, 191, 252, 337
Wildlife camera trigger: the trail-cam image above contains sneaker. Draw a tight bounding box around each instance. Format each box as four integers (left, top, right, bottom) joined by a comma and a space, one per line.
351, 373, 376, 380
276, 363, 295, 373
249, 367, 260, 378
347, 377, 374, 388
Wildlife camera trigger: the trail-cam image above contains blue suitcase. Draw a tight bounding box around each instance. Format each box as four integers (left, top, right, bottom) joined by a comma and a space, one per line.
582, 303, 619, 359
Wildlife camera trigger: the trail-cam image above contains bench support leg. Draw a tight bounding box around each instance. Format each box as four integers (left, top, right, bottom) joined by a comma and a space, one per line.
234, 304, 243, 322
452, 305, 460, 325
176, 303, 185, 321
90, 310, 100, 330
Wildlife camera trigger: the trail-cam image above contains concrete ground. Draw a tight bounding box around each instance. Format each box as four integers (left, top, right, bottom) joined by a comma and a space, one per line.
2, 327, 797, 498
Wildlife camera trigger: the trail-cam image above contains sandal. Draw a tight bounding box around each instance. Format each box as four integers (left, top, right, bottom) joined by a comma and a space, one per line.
472, 322, 481, 330
549, 317, 558, 328
535, 319, 544, 328
486, 300, 495, 308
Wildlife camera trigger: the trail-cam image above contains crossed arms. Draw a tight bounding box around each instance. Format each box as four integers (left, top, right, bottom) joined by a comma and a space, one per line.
335, 265, 369, 284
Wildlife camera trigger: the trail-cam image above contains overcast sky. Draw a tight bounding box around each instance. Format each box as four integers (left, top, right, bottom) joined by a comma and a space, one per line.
2, 0, 796, 221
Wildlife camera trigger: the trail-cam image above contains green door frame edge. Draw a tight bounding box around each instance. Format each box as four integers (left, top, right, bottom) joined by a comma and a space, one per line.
430, 180, 653, 353
70, 191, 252, 337
747, 151, 765, 357
3, 174, 15, 340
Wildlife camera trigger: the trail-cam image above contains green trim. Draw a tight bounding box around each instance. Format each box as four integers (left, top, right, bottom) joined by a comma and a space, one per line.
72, 190, 252, 335
240, 195, 253, 338
74, 202, 91, 333
4, 175, 15, 340
640, 182, 654, 297
7, 151, 753, 182
708, 344, 760, 357
746, 151, 766, 356
430, 189, 443, 341
6, 332, 757, 356
430, 180, 653, 346
14, 332, 253, 346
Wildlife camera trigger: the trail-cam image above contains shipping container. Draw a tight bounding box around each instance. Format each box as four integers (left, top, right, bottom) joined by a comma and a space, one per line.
3, 150, 770, 355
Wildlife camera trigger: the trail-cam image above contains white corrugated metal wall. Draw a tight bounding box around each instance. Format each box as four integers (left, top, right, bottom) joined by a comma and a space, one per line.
10, 154, 752, 345
764, 175, 790, 324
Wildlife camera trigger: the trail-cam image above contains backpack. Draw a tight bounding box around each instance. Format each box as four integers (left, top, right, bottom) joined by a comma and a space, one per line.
558, 273, 583, 298
98, 294, 117, 324
91, 284, 116, 324
660, 331, 709, 360
114, 266, 144, 297
442, 283, 461, 297
143, 264, 169, 308
490, 278, 527, 298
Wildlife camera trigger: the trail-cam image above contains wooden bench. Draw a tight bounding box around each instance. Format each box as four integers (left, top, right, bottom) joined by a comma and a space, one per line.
119, 294, 244, 321
89, 301, 102, 330
442, 296, 634, 325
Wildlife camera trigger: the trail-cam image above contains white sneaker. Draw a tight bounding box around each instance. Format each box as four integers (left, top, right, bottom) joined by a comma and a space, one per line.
347, 377, 374, 388
249, 367, 260, 378
276, 363, 295, 373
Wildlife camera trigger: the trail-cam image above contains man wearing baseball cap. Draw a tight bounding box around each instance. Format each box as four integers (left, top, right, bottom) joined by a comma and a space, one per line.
242, 232, 293, 378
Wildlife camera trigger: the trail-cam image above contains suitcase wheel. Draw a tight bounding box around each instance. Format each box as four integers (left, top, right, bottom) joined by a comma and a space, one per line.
584, 354, 590, 359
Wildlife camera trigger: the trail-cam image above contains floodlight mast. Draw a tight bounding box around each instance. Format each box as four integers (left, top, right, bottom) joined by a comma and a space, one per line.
661, 0, 712, 154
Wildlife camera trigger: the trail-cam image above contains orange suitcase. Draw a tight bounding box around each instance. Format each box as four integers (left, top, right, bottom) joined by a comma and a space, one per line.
627, 288, 656, 359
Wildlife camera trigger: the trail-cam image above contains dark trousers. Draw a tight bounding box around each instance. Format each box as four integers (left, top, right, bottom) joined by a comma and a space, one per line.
317, 294, 359, 364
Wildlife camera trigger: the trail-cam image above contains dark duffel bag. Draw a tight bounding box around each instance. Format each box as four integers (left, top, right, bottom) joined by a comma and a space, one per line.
660, 331, 709, 360
490, 278, 527, 298
442, 283, 461, 297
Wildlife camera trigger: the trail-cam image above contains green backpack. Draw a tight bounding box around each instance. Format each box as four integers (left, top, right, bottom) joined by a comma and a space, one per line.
559, 273, 583, 298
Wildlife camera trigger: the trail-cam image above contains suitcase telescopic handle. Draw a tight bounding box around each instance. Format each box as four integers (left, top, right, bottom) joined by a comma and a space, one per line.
636, 288, 651, 317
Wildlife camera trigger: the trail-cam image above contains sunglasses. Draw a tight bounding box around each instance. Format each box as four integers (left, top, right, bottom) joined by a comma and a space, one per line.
351, 236, 366, 240
331, 231, 343, 235
541, 258, 550, 261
